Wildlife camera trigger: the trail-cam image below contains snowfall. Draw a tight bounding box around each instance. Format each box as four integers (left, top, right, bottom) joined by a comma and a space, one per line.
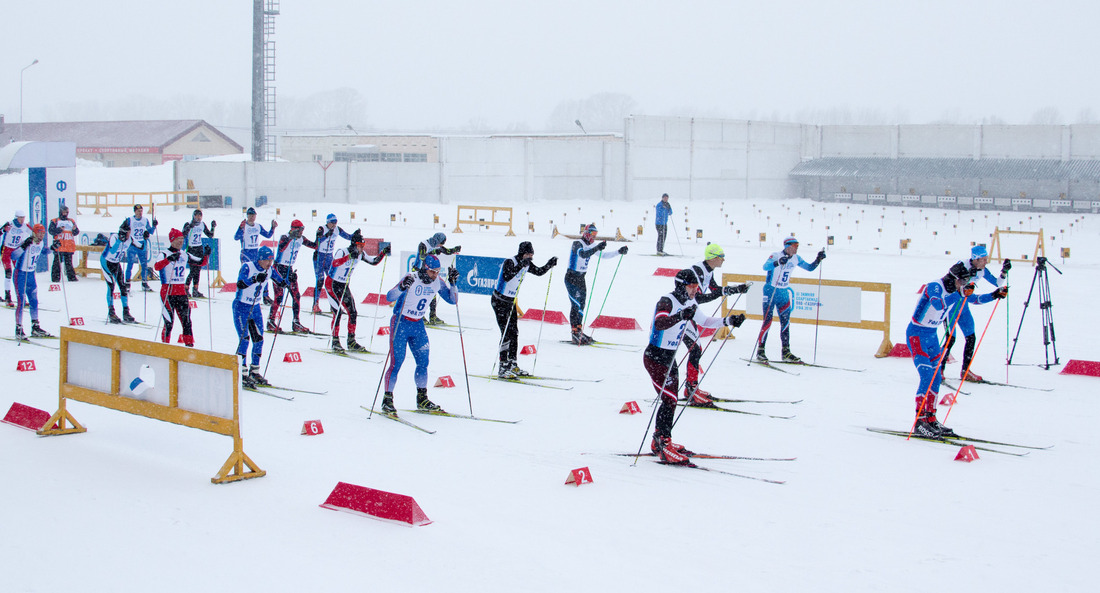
1, 162, 1096, 593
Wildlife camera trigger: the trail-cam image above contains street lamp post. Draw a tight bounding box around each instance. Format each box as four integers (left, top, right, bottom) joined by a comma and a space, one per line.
20, 59, 39, 141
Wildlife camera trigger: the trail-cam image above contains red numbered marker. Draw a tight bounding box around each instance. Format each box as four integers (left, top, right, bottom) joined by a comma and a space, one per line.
189, 300, 198, 309
954, 445, 979, 463
433, 375, 455, 388
69, 317, 85, 326
565, 467, 593, 486
377, 327, 389, 335
619, 401, 642, 415
49, 284, 61, 292
939, 393, 956, 406
520, 345, 537, 355
301, 420, 324, 436
283, 352, 302, 363
16, 360, 36, 372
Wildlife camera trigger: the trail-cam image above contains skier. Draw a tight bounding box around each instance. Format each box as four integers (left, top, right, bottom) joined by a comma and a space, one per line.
311, 213, 354, 313
233, 246, 287, 388
654, 193, 672, 255
682, 243, 749, 405
12, 224, 53, 339
413, 232, 461, 325
491, 241, 556, 378
326, 230, 388, 353
152, 229, 203, 347
100, 228, 137, 324
645, 269, 746, 464
381, 255, 459, 415
1, 210, 32, 306
48, 204, 80, 282
564, 223, 627, 344
940, 245, 1012, 382
234, 206, 277, 305
119, 204, 158, 292
755, 236, 825, 363
181, 209, 216, 298
907, 262, 1007, 438
267, 219, 317, 334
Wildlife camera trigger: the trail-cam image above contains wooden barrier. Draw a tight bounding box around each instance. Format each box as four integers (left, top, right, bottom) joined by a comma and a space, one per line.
453, 205, 516, 236
76, 190, 200, 216
990, 227, 1045, 264
72, 244, 105, 279
717, 273, 894, 357
39, 328, 265, 484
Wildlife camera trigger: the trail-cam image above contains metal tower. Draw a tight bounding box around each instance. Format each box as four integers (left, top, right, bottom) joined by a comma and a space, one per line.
251, 0, 279, 161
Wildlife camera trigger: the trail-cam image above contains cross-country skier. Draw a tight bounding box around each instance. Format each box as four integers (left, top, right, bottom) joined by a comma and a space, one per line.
233, 246, 287, 388
119, 204, 158, 292
311, 213, 354, 313
413, 232, 461, 325
266, 219, 318, 334
326, 230, 388, 353
381, 255, 459, 414
682, 243, 749, 405
48, 204, 79, 282
645, 269, 745, 464
152, 229, 203, 347
565, 223, 627, 344
100, 228, 136, 324
234, 207, 277, 305
181, 209, 216, 298
12, 224, 53, 339
756, 236, 825, 363
941, 245, 1011, 382
2, 210, 32, 306
491, 241, 556, 378
654, 193, 672, 255
907, 262, 1006, 438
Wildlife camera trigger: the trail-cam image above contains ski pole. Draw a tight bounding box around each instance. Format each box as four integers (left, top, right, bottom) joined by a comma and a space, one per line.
58, 261, 71, 325
631, 317, 692, 466
587, 253, 625, 343
671, 313, 740, 431
1005, 269, 1011, 384
451, 273, 476, 416
812, 257, 824, 364
531, 268, 554, 374
672, 213, 685, 257
489, 269, 526, 376
581, 252, 602, 328
262, 280, 294, 378
207, 267, 214, 350
942, 298, 1002, 424
367, 255, 388, 352
906, 295, 969, 439
368, 280, 407, 418
748, 286, 780, 364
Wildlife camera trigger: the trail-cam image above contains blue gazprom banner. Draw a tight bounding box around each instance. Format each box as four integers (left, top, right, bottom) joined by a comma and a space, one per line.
454, 255, 505, 295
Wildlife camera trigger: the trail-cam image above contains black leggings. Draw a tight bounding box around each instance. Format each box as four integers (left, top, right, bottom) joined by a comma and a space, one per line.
492, 293, 520, 365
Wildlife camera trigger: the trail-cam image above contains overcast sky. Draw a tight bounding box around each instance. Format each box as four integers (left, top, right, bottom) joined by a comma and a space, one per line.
4, 0, 1098, 133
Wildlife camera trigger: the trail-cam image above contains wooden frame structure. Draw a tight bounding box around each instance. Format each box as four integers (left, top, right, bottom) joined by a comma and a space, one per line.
453, 205, 516, 236
72, 245, 105, 279
75, 190, 199, 216
717, 273, 894, 357
989, 227, 1045, 264
39, 328, 265, 484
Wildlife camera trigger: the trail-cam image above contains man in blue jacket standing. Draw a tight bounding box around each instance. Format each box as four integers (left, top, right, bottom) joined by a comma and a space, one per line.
655, 193, 672, 255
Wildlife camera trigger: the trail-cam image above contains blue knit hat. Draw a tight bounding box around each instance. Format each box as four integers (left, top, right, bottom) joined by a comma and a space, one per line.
971, 245, 988, 259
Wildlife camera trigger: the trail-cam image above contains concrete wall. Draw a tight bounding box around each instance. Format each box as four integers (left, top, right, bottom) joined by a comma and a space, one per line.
816, 124, 1100, 161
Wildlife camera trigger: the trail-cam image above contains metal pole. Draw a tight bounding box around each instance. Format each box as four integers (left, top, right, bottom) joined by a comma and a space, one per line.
20, 59, 39, 140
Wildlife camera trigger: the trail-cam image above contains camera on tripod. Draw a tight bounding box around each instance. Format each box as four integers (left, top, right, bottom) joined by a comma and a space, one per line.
1008, 256, 1061, 369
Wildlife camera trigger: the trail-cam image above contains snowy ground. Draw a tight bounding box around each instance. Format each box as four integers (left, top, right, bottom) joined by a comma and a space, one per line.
1, 163, 1097, 592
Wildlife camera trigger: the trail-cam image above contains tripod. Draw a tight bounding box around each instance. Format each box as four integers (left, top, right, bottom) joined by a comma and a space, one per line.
1008, 256, 1061, 369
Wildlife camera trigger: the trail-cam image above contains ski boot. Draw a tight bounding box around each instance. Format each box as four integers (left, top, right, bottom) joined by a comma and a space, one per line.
291, 321, 310, 334
107, 307, 123, 324
508, 361, 531, 377
427, 314, 445, 326
312, 302, 323, 314
960, 369, 984, 383
346, 336, 368, 353
31, 322, 52, 338
781, 348, 802, 363
650, 435, 693, 464
14, 325, 27, 341
266, 319, 281, 333
142, 282, 153, 292
331, 336, 345, 353
416, 388, 443, 412
247, 365, 270, 387
191, 288, 205, 299
4, 290, 13, 307
685, 382, 714, 406
498, 363, 518, 380
755, 346, 769, 362
381, 392, 397, 415
122, 307, 137, 323
241, 369, 257, 390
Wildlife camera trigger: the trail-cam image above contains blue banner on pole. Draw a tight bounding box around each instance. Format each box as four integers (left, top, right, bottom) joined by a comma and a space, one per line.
452, 255, 505, 295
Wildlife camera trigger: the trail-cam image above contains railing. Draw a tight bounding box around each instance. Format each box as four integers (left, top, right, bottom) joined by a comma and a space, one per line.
75, 191, 200, 216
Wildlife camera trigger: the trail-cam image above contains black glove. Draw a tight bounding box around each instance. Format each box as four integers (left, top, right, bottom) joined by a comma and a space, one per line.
547, 256, 558, 268
380, 245, 391, 257
167, 251, 181, 262
315, 227, 324, 239
993, 286, 1008, 299
210, 220, 217, 230
778, 255, 790, 265
348, 243, 360, 257
723, 283, 750, 296
399, 275, 415, 290
815, 249, 826, 263
20, 237, 33, 249
51, 241, 61, 251
143, 230, 151, 239
448, 267, 459, 284
679, 304, 697, 321
1001, 259, 1012, 275
453, 246, 462, 254
725, 313, 746, 328
203, 245, 212, 256
152, 219, 158, 228
596, 241, 607, 251
270, 220, 278, 229
618, 246, 629, 255
253, 272, 268, 284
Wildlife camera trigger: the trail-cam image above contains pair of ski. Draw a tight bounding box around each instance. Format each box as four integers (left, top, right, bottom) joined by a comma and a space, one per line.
2, 334, 59, 350
97, 316, 154, 328
743, 358, 865, 374
866, 427, 1052, 457
677, 401, 794, 420
242, 382, 328, 401
613, 453, 789, 484
944, 378, 1053, 393
310, 347, 382, 364
359, 405, 519, 434
471, 373, 603, 391
559, 340, 640, 352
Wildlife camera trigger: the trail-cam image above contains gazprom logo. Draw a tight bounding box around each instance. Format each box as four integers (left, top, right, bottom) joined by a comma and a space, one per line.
466, 264, 494, 289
